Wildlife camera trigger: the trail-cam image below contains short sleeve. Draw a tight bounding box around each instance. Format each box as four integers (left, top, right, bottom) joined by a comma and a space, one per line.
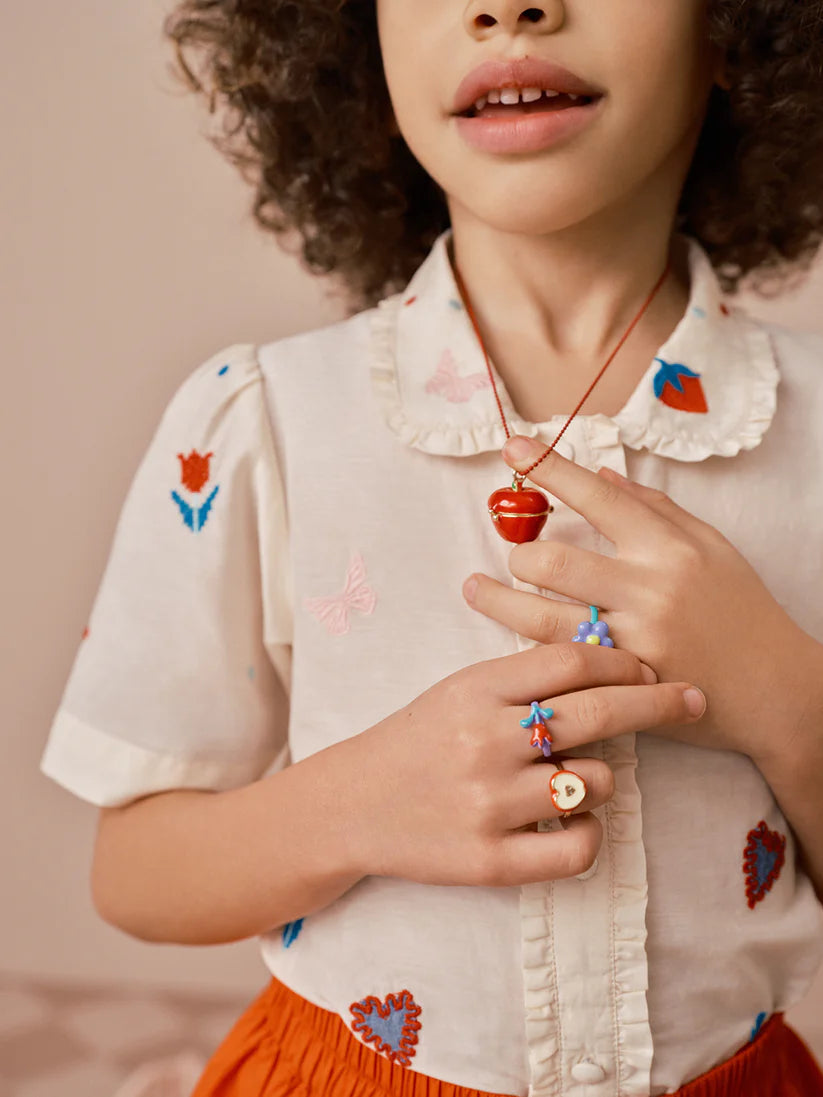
39, 344, 293, 808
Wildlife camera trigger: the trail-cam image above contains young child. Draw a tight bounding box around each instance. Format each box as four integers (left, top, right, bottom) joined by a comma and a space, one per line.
39, 0, 823, 1094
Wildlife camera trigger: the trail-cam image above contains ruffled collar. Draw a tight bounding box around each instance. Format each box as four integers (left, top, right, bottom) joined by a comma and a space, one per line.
369, 228, 778, 462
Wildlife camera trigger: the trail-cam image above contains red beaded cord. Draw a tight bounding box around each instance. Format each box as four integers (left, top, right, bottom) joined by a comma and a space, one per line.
452, 256, 672, 479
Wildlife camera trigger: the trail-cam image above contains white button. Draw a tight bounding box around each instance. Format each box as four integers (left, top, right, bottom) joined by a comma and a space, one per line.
570, 1060, 606, 1083
575, 857, 598, 881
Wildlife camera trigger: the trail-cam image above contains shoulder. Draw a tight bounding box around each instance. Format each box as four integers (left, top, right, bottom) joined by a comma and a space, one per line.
749, 317, 823, 428
743, 316, 823, 462
750, 317, 823, 384
160, 303, 376, 408
157, 306, 376, 426
156, 302, 390, 460
256, 308, 376, 379
158, 342, 263, 428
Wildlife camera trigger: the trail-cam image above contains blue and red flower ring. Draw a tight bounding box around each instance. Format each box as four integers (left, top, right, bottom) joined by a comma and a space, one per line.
521, 701, 555, 758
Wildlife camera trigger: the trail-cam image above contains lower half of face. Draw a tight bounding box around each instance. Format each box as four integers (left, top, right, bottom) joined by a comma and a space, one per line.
376, 0, 720, 235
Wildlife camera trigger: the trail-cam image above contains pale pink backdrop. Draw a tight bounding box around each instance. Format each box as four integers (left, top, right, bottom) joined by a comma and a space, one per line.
2, 1, 822, 1094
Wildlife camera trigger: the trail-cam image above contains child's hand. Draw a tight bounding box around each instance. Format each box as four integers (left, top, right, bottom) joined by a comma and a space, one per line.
345, 644, 702, 889
462, 436, 819, 767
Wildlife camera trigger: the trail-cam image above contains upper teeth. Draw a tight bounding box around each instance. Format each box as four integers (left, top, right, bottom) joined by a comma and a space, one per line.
474, 87, 578, 111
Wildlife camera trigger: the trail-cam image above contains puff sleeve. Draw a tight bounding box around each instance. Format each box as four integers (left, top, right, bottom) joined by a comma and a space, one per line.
39, 344, 293, 807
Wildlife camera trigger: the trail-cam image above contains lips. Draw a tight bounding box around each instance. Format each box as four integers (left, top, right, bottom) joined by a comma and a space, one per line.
452, 56, 605, 117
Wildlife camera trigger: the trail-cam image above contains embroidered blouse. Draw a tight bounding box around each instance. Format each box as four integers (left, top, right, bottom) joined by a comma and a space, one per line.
40, 229, 823, 1097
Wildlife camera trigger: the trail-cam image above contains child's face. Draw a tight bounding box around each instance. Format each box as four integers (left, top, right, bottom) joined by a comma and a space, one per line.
376, 0, 725, 234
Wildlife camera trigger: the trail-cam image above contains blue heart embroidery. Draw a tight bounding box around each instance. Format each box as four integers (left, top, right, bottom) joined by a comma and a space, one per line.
349, 989, 422, 1067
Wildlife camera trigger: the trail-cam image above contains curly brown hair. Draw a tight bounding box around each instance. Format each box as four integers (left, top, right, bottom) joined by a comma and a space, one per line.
164, 0, 823, 316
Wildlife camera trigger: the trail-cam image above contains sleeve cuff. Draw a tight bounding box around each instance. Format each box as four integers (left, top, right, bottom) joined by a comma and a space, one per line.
39, 709, 281, 808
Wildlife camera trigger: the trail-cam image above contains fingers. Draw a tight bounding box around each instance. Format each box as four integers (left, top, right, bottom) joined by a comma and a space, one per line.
502, 756, 613, 831
467, 537, 636, 618
511, 680, 706, 760
597, 466, 725, 545
489, 811, 604, 886
463, 541, 634, 633
477, 640, 657, 707
500, 436, 673, 553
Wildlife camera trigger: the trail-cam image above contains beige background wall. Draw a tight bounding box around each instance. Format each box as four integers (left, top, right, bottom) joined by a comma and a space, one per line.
4, 0, 823, 1056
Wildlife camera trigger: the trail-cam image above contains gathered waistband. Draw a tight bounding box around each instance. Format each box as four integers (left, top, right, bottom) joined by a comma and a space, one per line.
190, 970, 823, 1097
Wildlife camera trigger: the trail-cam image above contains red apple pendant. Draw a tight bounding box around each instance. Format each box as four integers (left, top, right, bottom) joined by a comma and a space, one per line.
488, 473, 553, 543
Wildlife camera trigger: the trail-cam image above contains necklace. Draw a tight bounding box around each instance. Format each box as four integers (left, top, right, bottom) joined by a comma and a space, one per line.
452, 255, 671, 543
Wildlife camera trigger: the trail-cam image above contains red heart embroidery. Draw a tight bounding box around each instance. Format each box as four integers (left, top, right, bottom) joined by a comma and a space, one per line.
349, 989, 422, 1067
743, 820, 786, 909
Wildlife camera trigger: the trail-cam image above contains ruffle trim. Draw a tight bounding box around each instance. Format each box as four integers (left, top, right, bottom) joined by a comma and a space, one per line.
605, 732, 654, 1094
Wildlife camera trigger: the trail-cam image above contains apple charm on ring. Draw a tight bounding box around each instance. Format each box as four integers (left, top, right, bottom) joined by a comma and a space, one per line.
488, 472, 553, 544
549, 769, 588, 814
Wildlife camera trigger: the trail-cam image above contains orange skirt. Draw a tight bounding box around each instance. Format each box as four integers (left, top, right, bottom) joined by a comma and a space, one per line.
191, 971, 823, 1097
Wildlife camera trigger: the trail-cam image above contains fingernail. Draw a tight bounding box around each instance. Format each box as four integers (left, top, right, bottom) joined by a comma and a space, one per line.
463, 575, 478, 602
684, 687, 707, 717
502, 435, 538, 461
640, 663, 658, 684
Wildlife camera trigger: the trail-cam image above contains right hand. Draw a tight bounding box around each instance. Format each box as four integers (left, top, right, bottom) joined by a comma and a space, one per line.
342, 643, 704, 888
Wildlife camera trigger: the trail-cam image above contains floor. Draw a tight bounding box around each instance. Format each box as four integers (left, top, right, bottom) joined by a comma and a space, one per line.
0, 972, 253, 1097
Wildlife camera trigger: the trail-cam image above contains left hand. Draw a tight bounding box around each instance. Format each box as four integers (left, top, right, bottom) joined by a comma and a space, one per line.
463, 435, 820, 764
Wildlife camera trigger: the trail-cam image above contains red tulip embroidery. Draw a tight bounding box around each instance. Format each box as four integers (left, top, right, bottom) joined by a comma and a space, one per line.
743, 820, 786, 909
171, 449, 220, 531
425, 349, 490, 403
349, 989, 422, 1067
178, 449, 212, 491
303, 554, 377, 636
652, 358, 708, 413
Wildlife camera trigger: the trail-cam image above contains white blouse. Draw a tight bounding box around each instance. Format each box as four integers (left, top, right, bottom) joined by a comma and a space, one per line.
40, 229, 823, 1096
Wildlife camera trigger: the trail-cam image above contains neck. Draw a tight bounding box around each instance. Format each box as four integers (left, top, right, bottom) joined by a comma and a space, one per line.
447, 203, 691, 422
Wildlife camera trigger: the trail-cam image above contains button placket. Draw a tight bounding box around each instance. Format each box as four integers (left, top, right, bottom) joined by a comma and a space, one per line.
517, 421, 652, 1097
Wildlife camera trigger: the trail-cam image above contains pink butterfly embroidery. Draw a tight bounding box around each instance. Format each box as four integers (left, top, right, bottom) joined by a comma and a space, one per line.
424, 349, 490, 403
303, 554, 377, 636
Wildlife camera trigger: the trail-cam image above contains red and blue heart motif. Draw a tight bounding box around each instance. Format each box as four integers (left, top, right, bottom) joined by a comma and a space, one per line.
743, 820, 786, 909
349, 989, 422, 1067
652, 357, 708, 413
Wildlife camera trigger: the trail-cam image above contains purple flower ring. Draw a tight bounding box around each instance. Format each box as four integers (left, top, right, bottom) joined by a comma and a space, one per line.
572, 605, 615, 648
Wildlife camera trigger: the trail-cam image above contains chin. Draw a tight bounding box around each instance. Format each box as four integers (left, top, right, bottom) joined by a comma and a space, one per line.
446, 190, 609, 238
